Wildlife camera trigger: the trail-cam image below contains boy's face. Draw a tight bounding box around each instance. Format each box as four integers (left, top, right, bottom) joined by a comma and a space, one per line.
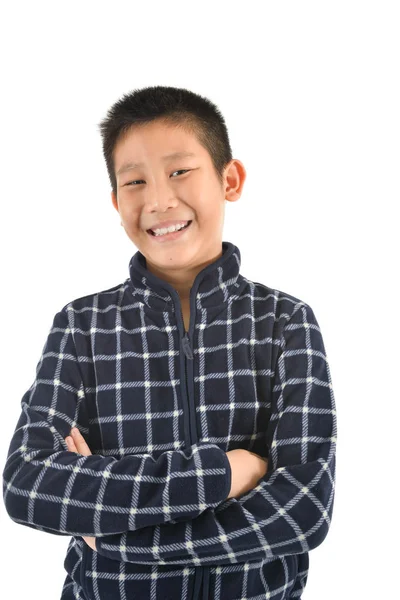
111, 119, 245, 290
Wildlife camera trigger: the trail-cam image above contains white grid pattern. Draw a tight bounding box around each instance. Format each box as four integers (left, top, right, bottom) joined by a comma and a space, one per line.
2, 241, 336, 600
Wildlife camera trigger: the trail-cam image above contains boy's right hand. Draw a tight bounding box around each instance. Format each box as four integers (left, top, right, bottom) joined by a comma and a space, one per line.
225, 449, 268, 499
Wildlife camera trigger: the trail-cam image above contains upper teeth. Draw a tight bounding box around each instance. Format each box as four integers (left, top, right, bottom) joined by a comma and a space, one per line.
152, 221, 189, 236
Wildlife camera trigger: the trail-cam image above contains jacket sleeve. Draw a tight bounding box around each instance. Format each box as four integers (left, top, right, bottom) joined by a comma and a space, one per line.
96, 302, 337, 565
2, 306, 231, 537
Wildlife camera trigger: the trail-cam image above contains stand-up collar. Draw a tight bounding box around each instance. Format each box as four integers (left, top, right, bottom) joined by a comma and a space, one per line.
127, 241, 242, 313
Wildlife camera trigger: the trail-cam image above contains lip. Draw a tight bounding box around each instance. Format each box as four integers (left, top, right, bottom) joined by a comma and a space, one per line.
147, 220, 192, 243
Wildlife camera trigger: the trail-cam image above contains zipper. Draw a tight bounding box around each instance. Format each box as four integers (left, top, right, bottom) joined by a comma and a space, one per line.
176, 297, 204, 600
179, 312, 195, 441
182, 332, 193, 359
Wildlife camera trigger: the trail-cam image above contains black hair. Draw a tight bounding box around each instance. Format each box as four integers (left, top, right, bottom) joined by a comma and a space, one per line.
97, 85, 233, 196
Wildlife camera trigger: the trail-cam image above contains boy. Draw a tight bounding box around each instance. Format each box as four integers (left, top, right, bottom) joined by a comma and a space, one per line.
2, 85, 337, 600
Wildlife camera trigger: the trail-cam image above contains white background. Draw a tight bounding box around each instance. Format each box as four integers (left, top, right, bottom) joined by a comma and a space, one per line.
0, 1, 398, 598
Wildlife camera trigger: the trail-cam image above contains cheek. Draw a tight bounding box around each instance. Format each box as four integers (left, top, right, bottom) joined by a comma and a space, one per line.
120, 205, 141, 224
202, 206, 224, 225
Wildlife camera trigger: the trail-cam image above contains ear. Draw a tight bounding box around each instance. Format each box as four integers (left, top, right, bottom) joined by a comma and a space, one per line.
111, 190, 119, 213
224, 159, 246, 203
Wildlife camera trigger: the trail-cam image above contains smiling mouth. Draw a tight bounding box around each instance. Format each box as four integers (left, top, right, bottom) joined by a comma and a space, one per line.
147, 221, 192, 237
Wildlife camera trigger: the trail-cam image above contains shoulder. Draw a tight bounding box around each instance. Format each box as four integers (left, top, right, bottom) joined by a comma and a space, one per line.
59, 279, 131, 321
242, 275, 313, 325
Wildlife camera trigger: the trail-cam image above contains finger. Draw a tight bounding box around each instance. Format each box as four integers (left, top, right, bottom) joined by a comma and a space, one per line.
71, 428, 86, 447
65, 437, 78, 452
83, 536, 97, 551
71, 428, 92, 456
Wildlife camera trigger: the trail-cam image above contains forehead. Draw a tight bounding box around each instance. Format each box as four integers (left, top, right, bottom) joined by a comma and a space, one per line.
114, 121, 207, 174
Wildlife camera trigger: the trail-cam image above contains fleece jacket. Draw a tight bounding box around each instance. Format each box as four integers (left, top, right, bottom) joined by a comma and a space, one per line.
2, 240, 337, 599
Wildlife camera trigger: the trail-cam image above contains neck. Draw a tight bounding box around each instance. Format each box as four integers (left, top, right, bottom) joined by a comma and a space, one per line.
144, 247, 223, 301
128, 242, 241, 315
145, 264, 194, 300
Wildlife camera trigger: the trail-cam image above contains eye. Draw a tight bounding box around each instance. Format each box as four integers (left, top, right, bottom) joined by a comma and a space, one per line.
171, 169, 190, 178
125, 169, 190, 186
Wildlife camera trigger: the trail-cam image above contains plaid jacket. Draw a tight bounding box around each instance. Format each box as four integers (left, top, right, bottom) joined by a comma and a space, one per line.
2, 241, 337, 600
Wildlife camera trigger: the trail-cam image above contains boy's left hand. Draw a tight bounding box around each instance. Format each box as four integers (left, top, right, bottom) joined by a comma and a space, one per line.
65, 428, 97, 552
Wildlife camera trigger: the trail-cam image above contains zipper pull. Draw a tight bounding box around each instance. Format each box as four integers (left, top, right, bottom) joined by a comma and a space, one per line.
181, 332, 194, 360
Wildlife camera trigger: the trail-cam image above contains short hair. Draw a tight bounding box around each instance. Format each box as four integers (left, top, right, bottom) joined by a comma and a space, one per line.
97, 85, 233, 196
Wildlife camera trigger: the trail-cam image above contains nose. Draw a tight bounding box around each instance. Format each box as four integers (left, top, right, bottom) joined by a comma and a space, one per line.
144, 193, 179, 213
142, 175, 180, 213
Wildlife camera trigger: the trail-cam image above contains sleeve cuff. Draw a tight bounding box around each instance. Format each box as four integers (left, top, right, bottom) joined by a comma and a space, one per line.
209, 446, 231, 505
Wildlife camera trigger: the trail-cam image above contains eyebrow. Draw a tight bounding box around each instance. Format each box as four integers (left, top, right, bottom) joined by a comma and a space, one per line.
116, 151, 197, 176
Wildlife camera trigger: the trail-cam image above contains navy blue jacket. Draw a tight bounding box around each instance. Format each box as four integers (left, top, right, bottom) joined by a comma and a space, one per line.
2, 241, 337, 599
